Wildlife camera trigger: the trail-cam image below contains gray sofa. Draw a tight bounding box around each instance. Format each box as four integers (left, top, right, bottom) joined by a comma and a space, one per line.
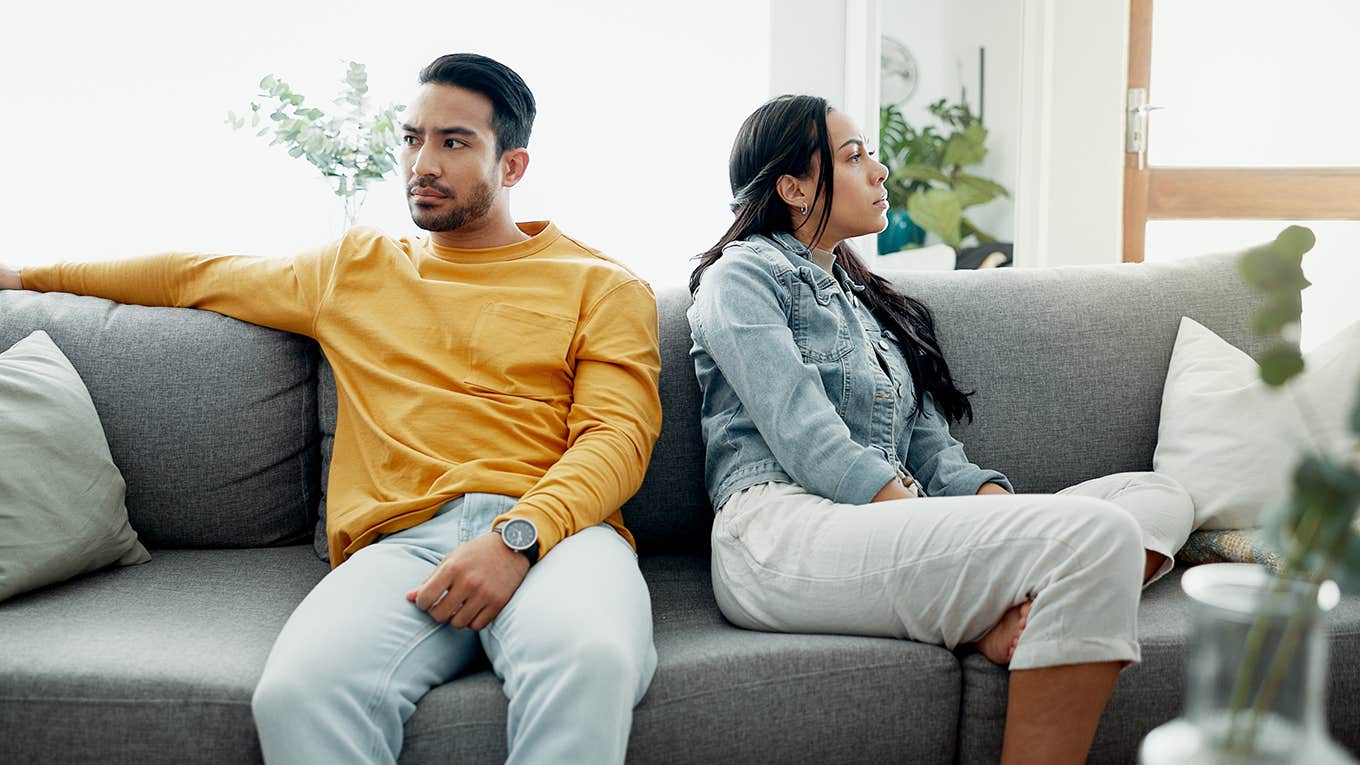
2, 250, 1357, 764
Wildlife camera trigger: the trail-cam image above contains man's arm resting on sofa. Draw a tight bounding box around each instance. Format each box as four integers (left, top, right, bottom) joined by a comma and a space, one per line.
0, 247, 338, 338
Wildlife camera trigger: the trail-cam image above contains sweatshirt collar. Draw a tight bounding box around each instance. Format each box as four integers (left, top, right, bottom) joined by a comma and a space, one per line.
428, 221, 560, 263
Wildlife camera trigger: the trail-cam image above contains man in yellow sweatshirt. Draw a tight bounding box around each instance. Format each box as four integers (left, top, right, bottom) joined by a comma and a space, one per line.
1, 54, 662, 764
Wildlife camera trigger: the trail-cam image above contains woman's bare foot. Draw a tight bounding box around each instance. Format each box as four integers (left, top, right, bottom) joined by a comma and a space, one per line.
977, 600, 1032, 665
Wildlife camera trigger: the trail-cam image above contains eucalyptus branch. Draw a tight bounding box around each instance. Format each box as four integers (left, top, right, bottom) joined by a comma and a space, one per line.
227, 61, 404, 229
1221, 224, 1360, 757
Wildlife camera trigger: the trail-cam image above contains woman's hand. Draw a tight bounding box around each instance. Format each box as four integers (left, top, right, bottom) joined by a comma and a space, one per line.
871, 477, 915, 502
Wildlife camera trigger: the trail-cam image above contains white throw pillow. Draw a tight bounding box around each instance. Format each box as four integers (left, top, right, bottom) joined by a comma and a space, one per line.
0, 330, 149, 602
1154, 316, 1360, 530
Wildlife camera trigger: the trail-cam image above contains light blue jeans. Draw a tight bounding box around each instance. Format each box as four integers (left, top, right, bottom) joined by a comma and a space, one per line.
251, 493, 656, 764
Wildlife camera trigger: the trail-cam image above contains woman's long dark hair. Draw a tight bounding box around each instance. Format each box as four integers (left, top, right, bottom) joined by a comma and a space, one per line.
691, 94, 974, 424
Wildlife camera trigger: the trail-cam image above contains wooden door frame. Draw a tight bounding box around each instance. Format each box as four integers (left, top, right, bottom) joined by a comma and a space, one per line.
1121, 0, 1360, 262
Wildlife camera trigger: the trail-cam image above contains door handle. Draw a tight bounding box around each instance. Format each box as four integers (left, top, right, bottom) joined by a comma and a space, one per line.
1127, 88, 1166, 170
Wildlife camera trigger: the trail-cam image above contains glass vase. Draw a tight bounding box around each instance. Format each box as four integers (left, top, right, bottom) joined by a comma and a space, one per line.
1141, 563, 1352, 764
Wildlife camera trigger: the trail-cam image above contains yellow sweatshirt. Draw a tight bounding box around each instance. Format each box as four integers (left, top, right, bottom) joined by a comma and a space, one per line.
23, 222, 662, 566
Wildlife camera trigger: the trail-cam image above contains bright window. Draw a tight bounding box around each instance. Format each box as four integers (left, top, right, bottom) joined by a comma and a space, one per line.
2, 0, 771, 289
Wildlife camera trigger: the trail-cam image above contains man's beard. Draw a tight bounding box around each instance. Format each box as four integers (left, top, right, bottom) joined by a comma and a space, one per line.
408, 178, 497, 232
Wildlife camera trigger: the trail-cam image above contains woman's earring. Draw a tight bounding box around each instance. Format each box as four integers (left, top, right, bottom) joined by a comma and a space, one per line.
799, 204, 808, 215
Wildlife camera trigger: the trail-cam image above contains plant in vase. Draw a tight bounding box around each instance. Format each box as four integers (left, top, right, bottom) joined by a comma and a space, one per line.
876, 99, 1009, 257
1142, 226, 1360, 764
227, 61, 405, 232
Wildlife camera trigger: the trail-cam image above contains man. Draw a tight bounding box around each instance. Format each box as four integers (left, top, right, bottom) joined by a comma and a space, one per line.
0, 53, 661, 764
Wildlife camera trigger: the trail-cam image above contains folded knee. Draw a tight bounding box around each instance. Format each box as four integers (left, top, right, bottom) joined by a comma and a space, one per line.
1061, 498, 1145, 572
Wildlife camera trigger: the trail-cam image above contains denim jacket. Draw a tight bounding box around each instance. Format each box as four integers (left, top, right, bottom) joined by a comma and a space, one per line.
688, 231, 1012, 511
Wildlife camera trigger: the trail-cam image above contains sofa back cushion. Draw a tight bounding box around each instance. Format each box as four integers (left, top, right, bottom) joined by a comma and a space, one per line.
0, 291, 319, 548
621, 250, 1265, 555
619, 288, 712, 554
892, 251, 1265, 494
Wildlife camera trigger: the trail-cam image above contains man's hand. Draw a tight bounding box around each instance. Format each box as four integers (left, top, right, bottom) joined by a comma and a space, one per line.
406, 532, 531, 631
0, 265, 22, 291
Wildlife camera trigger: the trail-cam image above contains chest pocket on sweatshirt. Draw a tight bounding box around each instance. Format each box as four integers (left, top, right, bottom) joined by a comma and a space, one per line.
464, 303, 576, 401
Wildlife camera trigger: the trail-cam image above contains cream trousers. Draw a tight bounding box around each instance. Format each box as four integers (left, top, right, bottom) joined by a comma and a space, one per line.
710, 472, 1193, 670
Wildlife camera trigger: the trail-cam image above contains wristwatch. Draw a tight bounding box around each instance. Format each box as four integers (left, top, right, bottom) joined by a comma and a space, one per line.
494, 518, 540, 565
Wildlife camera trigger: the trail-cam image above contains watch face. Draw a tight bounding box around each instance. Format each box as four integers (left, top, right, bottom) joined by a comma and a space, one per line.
502, 519, 537, 550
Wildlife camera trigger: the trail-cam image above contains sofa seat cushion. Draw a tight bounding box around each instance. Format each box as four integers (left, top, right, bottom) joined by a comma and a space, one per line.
1, 549, 963, 765
954, 568, 1360, 764
402, 555, 963, 765
0, 546, 328, 764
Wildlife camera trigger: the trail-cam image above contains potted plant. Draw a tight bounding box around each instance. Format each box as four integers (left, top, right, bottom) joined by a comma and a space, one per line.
1142, 226, 1360, 764
228, 61, 405, 232
877, 99, 1010, 259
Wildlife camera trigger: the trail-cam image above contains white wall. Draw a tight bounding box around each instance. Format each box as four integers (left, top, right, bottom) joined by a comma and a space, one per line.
767, 0, 880, 255
770, 1, 847, 102
1032, 0, 1129, 267
768, 0, 879, 150
0, 0, 772, 290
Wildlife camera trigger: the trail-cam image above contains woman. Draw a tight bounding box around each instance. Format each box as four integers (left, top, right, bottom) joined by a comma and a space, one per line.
687, 95, 1193, 764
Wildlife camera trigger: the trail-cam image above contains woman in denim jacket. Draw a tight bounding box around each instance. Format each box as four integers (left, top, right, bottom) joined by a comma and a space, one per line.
688, 95, 1194, 765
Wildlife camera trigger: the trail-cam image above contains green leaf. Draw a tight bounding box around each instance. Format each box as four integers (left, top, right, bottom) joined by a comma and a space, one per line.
1257, 342, 1305, 387
1240, 242, 1309, 292
895, 163, 951, 184
1251, 291, 1304, 335
940, 123, 987, 167
1334, 530, 1360, 591
1292, 455, 1360, 560
959, 217, 997, 245
907, 189, 963, 249
1352, 379, 1360, 436
880, 106, 908, 141
1267, 455, 1360, 574
1274, 225, 1317, 259
953, 172, 1009, 208
1294, 454, 1360, 509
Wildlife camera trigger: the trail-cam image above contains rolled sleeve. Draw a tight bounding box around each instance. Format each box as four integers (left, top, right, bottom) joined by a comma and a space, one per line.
905, 392, 1013, 497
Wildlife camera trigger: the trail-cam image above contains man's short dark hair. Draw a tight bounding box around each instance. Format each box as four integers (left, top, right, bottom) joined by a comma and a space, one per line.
418, 54, 536, 155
